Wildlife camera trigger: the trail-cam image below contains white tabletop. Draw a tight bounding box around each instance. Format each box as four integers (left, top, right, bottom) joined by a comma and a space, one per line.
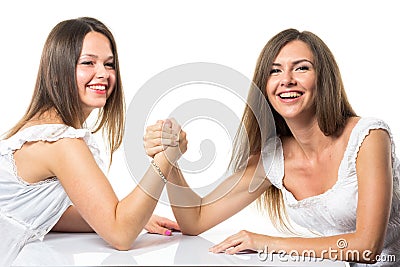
13, 230, 347, 266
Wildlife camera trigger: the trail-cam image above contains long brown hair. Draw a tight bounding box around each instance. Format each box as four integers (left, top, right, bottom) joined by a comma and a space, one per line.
230, 29, 356, 231
5, 17, 125, 164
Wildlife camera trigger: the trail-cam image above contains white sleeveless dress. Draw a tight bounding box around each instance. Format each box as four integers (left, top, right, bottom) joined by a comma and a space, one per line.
262, 117, 400, 266
0, 124, 104, 266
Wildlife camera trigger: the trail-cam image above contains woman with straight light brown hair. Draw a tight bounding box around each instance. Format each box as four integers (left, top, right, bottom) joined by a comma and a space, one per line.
145, 29, 400, 266
0, 17, 185, 266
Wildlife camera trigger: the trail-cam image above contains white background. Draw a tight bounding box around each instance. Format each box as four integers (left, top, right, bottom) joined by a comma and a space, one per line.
1, 0, 399, 236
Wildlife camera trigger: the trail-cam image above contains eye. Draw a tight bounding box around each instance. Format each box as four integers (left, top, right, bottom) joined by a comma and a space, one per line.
269, 68, 281, 75
105, 62, 115, 69
295, 65, 310, 72
80, 61, 94, 66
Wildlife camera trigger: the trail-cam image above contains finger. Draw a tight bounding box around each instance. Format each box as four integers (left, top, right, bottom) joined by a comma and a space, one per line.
168, 118, 182, 135
145, 130, 177, 142
145, 146, 165, 157
144, 134, 177, 148
161, 219, 181, 232
178, 129, 186, 142
146, 123, 163, 133
161, 133, 179, 147
225, 243, 246, 255
209, 237, 241, 254
147, 122, 173, 137
150, 224, 173, 236
163, 119, 172, 129
164, 228, 173, 236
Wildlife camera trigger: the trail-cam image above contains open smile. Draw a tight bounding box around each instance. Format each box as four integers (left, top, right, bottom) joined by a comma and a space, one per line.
278, 91, 303, 99
87, 84, 107, 94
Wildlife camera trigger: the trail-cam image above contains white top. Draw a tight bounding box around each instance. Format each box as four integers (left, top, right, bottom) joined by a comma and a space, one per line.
0, 124, 104, 266
262, 117, 400, 266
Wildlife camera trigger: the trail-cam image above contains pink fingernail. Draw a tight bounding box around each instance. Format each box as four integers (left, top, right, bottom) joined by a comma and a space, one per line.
165, 230, 172, 236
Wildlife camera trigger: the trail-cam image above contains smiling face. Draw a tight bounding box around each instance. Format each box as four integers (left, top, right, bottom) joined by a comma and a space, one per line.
76, 31, 116, 117
266, 40, 316, 121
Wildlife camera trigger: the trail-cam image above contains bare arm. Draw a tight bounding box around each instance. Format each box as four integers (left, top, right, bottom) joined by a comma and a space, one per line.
167, 154, 270, 235
210, 129, 393, 264
46, 135, 182, 250
51, 205, 93, 232
144, 119, 271, 235
51, 206, 180, 236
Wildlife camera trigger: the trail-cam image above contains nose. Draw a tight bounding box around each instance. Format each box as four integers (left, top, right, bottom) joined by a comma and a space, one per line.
96, 64, 110, 79
280, 71, 296, 87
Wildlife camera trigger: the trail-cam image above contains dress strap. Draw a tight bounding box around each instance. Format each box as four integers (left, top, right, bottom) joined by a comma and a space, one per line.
0, 124, 92, 155
261, 136, 284, 189
341, 117, 396, 179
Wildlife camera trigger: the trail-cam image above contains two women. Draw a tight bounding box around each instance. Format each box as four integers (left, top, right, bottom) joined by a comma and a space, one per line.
1, 16, 398, 267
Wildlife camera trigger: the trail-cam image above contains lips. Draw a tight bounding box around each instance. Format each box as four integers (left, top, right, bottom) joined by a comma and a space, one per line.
87, 84, 107, 91
278, 91, 303, 99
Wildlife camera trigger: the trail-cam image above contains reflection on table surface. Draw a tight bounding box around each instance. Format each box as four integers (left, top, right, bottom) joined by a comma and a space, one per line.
13, 231, 347, 266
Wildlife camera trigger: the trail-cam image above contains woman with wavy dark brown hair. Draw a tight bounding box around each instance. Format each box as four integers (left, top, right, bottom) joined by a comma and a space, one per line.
146, 29, 400, 266
0, 17, 184, 266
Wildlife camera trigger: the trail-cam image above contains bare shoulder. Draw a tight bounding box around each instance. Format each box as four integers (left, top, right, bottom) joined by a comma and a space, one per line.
47, 136, 94, 162
357, 127, 391, 171
360, 128, 391, 152
46, 136, 90, 157
43, 137, 98, 176
13, 136, 93, 184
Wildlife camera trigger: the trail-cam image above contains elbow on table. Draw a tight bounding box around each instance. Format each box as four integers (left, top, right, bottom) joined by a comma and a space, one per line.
108, 237, 134, 251
351, 242, 384, 264
180, 225, 206, 236
359, 249, 383, 264
112, 243, 132, 251
181, 229, 203, 236
106, 231, 140, 251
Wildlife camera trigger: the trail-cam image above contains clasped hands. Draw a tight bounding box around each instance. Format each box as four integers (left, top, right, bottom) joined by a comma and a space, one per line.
144, 118, 188, 163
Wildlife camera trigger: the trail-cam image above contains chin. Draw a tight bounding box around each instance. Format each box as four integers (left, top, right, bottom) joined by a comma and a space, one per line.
82, 103, 107, 113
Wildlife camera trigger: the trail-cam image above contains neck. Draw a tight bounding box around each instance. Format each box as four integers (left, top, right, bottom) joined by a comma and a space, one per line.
285, 116, 334, 160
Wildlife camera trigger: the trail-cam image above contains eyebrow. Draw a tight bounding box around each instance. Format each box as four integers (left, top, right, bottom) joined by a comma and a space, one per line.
79, 54, 114, 60
272, 59, 314, 66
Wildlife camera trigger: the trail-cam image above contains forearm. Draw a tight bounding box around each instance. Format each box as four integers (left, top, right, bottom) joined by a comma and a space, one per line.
52, 206, 94, 232
166, 154, 270, 236
166, 166, 205, 235
112, 153, 173, 250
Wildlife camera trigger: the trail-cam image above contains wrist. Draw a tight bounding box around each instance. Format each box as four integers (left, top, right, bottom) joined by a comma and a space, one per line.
156, 147, 181, 166
153, 153, 174, 180
150, 159, 167, 183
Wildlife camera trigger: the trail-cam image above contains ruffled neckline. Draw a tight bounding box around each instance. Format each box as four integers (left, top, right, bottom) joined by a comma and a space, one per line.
0, 124, 93, 155
272, 118, 366, 206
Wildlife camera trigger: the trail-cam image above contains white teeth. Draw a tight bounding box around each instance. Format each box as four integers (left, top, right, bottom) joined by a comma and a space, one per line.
279, 92, 302, 98
88, 85, 106, 91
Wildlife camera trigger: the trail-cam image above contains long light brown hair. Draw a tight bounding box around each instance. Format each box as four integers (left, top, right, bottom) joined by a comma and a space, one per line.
230, 29, 356, 231
4, 17, 125, 164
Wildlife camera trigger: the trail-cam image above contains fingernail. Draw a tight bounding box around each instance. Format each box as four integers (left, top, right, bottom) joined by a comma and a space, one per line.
165, 230, 172, 236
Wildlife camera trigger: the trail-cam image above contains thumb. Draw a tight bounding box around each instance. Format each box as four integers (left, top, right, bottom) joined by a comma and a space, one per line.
163, 119, 172, 129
